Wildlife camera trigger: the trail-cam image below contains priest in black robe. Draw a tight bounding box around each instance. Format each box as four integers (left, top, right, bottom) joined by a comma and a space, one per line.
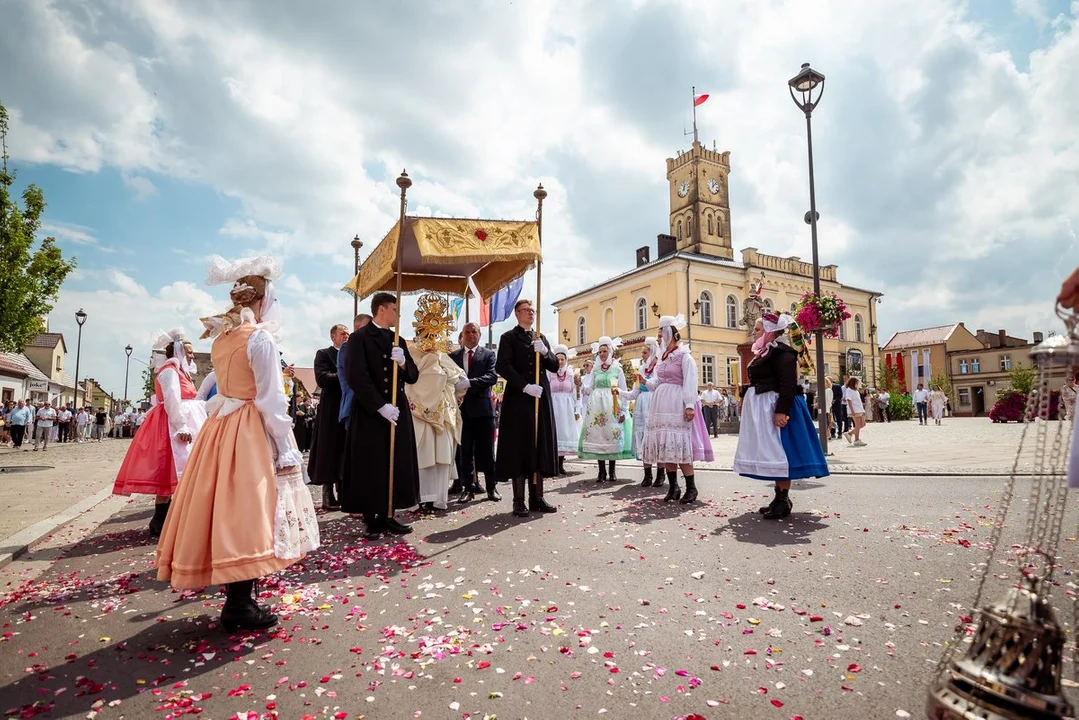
306, 324, 349, 509
494, 298, 559, 517
341, 292, 420, 539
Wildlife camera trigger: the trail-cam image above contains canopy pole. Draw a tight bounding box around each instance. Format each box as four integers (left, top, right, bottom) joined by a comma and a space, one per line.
533, 184, 548, 489
388, 170, 411, 518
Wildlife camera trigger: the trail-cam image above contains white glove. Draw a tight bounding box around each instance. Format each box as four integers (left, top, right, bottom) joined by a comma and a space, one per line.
390, 347, 406, 366
523, 384, 543, 398
455, 377, 471, 391
532, 339, 547, 353
378, 403, 399, 425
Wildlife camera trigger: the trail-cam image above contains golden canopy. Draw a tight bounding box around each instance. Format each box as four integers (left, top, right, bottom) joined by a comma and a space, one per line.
343, 216, 542, 300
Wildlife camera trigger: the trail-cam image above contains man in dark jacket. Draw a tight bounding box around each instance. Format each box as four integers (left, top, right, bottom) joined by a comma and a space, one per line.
307, 324, 349, 509
341, 292, 420, 539
494, 299, 559, 517
450, 322, 500, 502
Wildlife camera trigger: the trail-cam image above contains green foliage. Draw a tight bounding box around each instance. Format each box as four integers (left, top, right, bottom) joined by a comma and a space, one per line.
615, 352, 637, 388
141, 364, 155, 401
0, 102, 77, 352
1007, 362, 1036, 395
888, 392, 914, 421
877, 361, 900, 394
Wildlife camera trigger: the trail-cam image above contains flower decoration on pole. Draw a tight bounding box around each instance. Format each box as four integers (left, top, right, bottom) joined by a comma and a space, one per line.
794, 291, 851, 338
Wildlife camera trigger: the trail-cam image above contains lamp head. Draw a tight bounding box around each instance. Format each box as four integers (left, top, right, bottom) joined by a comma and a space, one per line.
125, 344, 133, 357
788, 62, 826, 114
651, 302, 660, 317
75, 308, 87, 326
351, 234, 363, 251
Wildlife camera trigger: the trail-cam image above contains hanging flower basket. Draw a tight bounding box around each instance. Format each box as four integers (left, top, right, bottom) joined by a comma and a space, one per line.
794, 291, 852, 338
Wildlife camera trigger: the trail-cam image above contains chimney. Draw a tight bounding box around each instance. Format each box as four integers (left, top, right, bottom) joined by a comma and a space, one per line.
998, 329, 1007, 346
1033, 331, 1044, 344
657, 233, 677, 258
636, 246, 650, 268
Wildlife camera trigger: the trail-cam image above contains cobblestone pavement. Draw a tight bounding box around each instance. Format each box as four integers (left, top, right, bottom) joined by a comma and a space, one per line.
693, 416, 1067, 475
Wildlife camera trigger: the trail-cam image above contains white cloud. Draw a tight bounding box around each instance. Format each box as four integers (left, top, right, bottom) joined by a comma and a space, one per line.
121, 171, 158, 200
1, 0, 1077, 369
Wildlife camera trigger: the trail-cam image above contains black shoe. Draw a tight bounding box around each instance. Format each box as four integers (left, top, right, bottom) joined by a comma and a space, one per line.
148, 501, 170, 538
759, 488, 781, 514
652, 468, 665, 488
457, 486, 475, 503
680, 475, 698, 504
385, 517, 413, 535
641, 466, 654, 487
528, 478, 557, 513
663, 470, 681, 502
511, 477, 529, 517
220, 580, 278, 633
596, 461, 607, 483
557, 457, 566, 475
486, 485, 502, 502
608, 461, 617, 482
763, 490, 792, 520
321, 485, 340, 510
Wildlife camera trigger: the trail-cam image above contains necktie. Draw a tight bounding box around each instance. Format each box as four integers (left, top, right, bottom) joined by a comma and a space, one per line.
467, 349, 473, 374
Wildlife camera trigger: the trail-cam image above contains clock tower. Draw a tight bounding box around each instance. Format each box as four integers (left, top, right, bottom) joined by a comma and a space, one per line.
665, 140, 733, 260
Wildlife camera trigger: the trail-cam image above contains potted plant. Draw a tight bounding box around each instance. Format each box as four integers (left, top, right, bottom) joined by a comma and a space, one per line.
794, 291, 852, 338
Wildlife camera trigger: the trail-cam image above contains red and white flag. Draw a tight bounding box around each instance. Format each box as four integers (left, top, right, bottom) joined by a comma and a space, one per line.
693, 93, 710, 107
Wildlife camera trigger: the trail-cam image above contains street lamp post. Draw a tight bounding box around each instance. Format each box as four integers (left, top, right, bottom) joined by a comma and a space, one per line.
73, 309, 87, 408
351, 235, 363, 318
124, 344, 133, 406
788, 62, 829, 453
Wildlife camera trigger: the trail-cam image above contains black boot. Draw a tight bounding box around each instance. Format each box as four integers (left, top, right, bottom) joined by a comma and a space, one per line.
641, 466, 654, 488
680, 475, 698, 504
557, 457, 566, 475
663, 469, 682, 502
457, 482, 475, 503
763, 488, 792, 520
512, 477, 529, 517
220, 579, 278, 633
758, 487, 780, 514
596, 461, 607, 483
529, 477, 557, 513
485, 475, 501, 502
652, 466, 665, 488
608, 461, 617, 482
148, 501, 170, 538
321, 484, 340, 511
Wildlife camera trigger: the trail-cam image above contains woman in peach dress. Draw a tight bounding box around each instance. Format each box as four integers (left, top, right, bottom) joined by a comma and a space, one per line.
156, 256, 319, 632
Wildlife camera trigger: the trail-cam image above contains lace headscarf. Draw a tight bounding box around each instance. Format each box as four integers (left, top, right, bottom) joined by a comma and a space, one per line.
200, 255, 283, 340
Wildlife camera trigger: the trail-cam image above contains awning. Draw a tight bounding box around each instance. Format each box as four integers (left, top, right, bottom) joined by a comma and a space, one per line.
343, 216, 542, 300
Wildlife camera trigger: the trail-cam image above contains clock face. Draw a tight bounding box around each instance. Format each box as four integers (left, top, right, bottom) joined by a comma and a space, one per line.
708, 177, 721, 195
677, 181, 690, 198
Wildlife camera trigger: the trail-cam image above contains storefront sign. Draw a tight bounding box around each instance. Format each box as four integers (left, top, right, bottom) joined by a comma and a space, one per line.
27, 380, 49, 391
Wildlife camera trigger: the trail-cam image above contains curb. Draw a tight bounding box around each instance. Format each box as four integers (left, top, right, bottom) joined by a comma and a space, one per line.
0, 484, 115, 570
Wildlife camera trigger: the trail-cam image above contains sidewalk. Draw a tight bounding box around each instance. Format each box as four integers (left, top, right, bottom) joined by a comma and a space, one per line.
0, 438, 132, 567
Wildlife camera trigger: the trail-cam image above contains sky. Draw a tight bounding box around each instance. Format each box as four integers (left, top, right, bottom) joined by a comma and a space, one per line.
1, 0, 1076, 399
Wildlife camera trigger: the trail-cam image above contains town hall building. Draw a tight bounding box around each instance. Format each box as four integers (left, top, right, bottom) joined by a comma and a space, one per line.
552, 139, 883, 389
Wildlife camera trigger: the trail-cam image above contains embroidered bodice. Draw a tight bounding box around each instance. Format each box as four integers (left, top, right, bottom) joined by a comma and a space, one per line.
548, 370, 576, 394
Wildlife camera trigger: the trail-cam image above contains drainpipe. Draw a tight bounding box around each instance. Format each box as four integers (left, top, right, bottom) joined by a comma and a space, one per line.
685, 259, 693, 343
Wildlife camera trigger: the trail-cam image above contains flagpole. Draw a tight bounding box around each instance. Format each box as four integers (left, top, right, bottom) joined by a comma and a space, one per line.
388, 169, 411, 519
691, 85, 698, 144
533, 183, 547, 490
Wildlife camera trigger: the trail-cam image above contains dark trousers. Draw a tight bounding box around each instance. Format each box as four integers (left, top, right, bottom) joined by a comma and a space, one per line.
832, 405, 847, 436
457, 415, 496, 487
57, 422, 69, 443
702, 406, 719, 436
10, 425, 25, 448
917, 402, 928, 423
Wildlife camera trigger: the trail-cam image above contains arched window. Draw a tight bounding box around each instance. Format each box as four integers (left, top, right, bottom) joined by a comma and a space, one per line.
725, 295, 738, 328
763, 298, 774, 311
577, 316, 586, 346
838, 321, 847, 341
687, 217, 692, 238
698, 291, 713, 326
790, 302, 798, 315
854, 314, 864, 342
677, 220, 683, 239
603, 307, 614, 335
635, 297, 648, 331
707, 214, 714, 236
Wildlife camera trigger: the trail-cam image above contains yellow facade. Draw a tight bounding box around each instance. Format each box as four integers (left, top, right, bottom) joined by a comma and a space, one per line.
552, 140, 883, 391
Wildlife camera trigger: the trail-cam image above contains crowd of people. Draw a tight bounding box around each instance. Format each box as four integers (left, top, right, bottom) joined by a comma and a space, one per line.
0, 399, 142, 450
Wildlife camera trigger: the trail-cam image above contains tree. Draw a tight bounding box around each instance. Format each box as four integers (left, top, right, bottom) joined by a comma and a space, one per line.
1008, 362, 1036, 395
0, 102, 77, 352
877, 360, 900, 394
931, 371, 953, 403
141, 364, 155, 401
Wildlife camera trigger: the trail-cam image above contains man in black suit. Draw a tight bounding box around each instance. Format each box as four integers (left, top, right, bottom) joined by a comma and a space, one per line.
450, 322, 500, 502
307, 324, 349, 509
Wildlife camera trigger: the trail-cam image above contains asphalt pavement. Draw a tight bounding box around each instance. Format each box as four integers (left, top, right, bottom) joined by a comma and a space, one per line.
2, 462, 1076, 720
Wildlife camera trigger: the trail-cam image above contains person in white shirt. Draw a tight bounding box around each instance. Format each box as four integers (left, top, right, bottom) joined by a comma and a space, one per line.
34, 402, 57, 451
877, 390, 891, 423
912, 383, 930, 425
75, 408, 89, 443
699, 382, 722, 438
843, 377, 867, 446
